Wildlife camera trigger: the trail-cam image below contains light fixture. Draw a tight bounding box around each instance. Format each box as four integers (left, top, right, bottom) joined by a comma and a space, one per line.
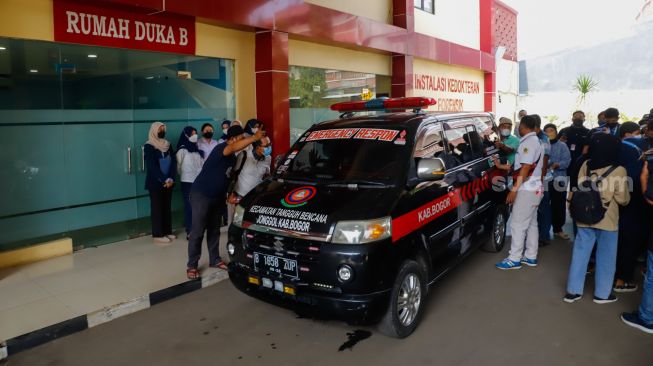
0, 47, 6, 51
87, 54, 98, 58
145, 76, 154, 80
29, 69, 38, 73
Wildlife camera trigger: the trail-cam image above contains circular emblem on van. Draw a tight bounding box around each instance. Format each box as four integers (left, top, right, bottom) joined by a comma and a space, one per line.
281, 186, 316, 208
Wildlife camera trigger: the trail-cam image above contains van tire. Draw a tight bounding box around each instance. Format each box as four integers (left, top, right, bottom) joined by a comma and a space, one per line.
483, 205, 508, 252
378, 260, 426, 338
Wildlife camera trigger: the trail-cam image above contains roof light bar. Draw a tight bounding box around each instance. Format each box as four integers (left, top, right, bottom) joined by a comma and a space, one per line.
330, 97, 436, 112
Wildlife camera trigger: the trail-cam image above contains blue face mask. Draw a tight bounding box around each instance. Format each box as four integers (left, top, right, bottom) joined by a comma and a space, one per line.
263, 146, 272, 156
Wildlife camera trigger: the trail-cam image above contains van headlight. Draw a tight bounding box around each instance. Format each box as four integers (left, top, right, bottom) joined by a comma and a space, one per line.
331, 217, 392, 244
232, 205, 245, 227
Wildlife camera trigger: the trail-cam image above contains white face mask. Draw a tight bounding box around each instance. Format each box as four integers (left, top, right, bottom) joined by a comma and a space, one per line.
500, 129, 511, 137
222, 128, 228, 135
188, 134, 198, 143
251, 127, 259, 134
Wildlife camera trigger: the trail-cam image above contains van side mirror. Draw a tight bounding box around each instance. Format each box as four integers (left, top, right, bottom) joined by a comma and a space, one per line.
417, 158, 446, 181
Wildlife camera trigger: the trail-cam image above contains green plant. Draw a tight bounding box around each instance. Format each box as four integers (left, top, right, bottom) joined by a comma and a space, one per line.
573, 74, 598, 104
544, 115, 559, 123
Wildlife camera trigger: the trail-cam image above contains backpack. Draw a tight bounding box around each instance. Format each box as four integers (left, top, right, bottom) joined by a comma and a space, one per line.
569, 162, 618, 225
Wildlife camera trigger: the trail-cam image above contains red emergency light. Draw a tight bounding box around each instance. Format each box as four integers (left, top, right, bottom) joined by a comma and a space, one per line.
330, 97, 437, 112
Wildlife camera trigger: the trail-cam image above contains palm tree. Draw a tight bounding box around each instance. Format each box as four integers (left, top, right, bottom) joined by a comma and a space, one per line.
573, 74, 598, 104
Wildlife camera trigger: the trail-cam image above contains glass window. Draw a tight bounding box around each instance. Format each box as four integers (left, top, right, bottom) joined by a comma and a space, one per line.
0, 36, 236, 251
444, 125, 484, 163
289, 66, 391, 144
414, 125, 444, 158
280, 133, 408, 183
415, 0, 435, 14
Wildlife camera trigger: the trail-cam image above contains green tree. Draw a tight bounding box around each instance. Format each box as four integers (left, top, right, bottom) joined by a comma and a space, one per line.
289, 66, 328, 108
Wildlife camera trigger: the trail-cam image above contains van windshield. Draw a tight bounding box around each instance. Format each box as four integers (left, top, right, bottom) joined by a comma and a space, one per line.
277, 128, 409, 184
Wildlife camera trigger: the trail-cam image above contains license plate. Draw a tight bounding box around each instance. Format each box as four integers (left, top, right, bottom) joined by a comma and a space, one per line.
253, 252, 298, 279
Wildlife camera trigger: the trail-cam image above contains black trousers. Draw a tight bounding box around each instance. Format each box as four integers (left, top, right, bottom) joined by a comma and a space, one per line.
616, 202, 647, 282
550, 180, 567, 233
187, 191, 223, 269
149, 188, 173, 237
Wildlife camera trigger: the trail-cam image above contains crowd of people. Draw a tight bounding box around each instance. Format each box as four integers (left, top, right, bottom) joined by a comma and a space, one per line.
142, 119, 270, 280
494, 108, 653, 334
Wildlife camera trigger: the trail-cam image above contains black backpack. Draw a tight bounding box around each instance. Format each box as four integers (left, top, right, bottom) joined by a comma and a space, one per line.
569, 163, 618, 225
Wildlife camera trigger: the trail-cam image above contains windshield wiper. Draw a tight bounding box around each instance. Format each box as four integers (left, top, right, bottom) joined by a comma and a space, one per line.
322, 179, 393, 188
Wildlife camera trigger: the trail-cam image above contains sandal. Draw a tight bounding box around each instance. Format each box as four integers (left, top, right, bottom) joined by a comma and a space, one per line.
210, 261, 228, 270
554, 232, 570, 240
186, 268, 200, 280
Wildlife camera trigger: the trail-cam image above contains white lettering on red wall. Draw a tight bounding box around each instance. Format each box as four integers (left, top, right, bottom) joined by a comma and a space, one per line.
54, 0, 195, 55
413, 74, 481, 112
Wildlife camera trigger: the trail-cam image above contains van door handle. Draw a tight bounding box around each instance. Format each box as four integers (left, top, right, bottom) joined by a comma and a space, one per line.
141, 145, 145, 172
127, 147, 132, 174
448, 185, 454, 192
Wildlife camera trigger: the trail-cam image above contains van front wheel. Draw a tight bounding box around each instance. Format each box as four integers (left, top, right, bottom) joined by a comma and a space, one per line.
378, 260, 426, 338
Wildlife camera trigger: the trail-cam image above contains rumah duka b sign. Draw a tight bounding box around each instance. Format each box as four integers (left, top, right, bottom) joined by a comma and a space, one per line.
53, 0, 195, 55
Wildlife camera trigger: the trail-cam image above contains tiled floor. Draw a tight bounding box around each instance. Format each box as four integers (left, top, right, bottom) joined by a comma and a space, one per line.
0, 231, 228, 341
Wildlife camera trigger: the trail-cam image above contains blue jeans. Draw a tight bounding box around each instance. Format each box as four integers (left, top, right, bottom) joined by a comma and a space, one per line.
181, 182, 193, 234
639, 250, 653, 325
538, 187, 552, 241
566, 227, 618, 299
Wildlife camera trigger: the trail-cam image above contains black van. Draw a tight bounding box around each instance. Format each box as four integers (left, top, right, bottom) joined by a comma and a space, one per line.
227, 97, 509, 338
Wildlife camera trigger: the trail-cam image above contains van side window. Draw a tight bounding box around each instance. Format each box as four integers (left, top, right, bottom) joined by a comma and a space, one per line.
444, 126, 484, 163
413, 126, 445, 159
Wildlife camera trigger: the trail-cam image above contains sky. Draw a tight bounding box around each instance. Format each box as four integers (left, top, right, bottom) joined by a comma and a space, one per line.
500, 0, 645, 60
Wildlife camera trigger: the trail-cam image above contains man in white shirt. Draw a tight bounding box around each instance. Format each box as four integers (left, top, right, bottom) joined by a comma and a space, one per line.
496, 115, 545, 270
226, 137, 272, 222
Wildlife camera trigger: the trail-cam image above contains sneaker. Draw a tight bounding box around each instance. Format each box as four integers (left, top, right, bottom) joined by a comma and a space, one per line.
593, 294, 618, 304
153, 236, 171, 244
495, 259, 522, 270
521, 258, 538, 267
621, 312, 653, 334
613, 283, 638, 293
563, 293, 582, 303
166, 234, 177, 240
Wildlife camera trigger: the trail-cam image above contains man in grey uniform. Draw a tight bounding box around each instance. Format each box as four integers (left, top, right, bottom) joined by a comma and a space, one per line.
496, 115, 544, 270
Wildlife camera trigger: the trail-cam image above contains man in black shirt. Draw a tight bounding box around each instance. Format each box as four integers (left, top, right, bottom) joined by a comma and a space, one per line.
186, 125, 265, 279
560, 110, 590, 189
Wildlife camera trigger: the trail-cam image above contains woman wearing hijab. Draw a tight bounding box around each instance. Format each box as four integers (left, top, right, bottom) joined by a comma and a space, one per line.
176, 126, 204, 239
543, 124, 571, 240
564, 133, 630, 304
144, 121, 177, 244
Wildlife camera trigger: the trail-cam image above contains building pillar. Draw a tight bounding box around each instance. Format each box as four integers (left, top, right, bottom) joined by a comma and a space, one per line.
391, 0, 414, 98
480, 0, 496, 112
391, 54, 413, 98
255, 30, 290, 155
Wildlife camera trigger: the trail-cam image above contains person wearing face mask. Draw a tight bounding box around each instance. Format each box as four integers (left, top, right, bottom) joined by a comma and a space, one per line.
513, 109, 527, 138
176, 127, 204, 239
186, 125, 266, 279
592, 108, 620, 136
198, 123, 218, 159
227, 137, 272, 222
144, 121, 177, 244
494, 117, 520, 165
560, 111, 591, 190
613, 122, 647, 292
543, 124, 571, 240
218, 120, 231, 144
533, 115, 553, 246
245, 118, 262, 137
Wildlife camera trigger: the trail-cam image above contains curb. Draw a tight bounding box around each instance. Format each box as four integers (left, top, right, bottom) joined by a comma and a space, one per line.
0, 270, 229, 360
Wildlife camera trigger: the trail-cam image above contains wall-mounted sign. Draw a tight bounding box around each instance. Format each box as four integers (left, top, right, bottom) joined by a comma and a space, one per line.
412, 59, 484, 112
53, 0, 195, 55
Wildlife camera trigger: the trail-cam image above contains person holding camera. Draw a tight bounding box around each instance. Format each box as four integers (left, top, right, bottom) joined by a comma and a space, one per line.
185, 125, 266, 279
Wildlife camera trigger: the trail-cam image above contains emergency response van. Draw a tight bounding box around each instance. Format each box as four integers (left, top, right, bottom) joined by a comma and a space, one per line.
227, 97, 509, 338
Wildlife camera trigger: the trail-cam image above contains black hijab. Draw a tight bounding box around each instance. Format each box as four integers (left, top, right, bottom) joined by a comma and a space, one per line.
587, 132, 620, 170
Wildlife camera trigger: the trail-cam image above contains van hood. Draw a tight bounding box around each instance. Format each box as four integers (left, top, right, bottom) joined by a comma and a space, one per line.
240, 180, 399, 236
